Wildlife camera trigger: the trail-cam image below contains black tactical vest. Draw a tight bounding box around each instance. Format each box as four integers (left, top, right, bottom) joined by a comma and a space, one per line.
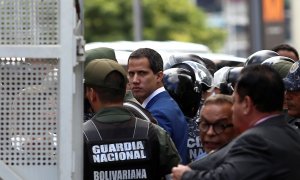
83, 117, 159, 180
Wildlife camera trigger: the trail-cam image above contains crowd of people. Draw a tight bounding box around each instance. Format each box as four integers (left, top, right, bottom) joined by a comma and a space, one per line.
83, 43, 300, 180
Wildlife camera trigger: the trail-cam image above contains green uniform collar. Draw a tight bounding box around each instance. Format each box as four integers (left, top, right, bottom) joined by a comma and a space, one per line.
93, 107, 132, 123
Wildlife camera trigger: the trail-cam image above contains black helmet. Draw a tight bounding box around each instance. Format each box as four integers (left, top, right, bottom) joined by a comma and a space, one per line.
261, 56, 294, 79
198, 56, 217, 75
172, 61, 213, 91
227, 67, 243, 86
222, 67, 243, 94
163, 68, 202, 118
164, 54, 206, 70
212, 66, 242, 95
245, 50, 279, 66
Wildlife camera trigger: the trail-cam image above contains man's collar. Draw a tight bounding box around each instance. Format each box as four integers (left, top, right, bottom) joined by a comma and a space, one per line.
253, 114, 281, 126
142, 86, 165, 108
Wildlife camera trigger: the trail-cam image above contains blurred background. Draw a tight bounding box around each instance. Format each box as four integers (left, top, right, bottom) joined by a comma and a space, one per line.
84, 0, 300, 58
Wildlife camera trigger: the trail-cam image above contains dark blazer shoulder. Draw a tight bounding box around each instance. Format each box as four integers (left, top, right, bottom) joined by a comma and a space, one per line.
189, 144, 231, 170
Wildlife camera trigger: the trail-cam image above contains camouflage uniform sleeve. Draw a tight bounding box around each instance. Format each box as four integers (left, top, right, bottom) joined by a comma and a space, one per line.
153, 124, 181, 175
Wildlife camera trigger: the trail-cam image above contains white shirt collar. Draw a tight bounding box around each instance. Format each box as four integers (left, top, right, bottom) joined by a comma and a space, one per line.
142, 87, 165, 108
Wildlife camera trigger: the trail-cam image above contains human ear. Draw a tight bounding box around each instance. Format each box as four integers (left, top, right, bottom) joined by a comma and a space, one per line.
242, 96, 253, 115
86, 88, 96, 102
156, 71, 164, 81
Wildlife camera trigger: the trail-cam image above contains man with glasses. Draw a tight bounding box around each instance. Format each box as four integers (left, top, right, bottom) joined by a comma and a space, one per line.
172, 65, 300, 180
198, 94, 238, 155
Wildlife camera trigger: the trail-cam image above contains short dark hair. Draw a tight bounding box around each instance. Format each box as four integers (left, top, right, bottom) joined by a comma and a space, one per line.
272, 43, 299, 60
235, 65, 284, 112
128, 48, 163, 74
85, 71, 126, 103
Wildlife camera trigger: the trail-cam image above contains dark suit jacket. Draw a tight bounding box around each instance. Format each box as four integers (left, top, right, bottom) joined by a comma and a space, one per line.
183, 114, 300, 180
146, 91, 188, 164
284, 111, 300, 129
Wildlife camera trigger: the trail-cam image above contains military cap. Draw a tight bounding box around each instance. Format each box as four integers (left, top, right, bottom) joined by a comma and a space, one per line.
262, 56, 294, 79
85, 47, 117, 67
271, 61, 293, 79
84, 59, 127, 90
283, 61, 300, 91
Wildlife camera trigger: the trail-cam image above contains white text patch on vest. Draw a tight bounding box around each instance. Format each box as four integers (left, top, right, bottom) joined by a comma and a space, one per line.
93, 169, 147, 180
92, 141, 147, 163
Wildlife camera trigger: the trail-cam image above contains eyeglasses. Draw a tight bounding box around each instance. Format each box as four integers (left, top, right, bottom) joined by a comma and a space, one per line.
198, 121, 233, 135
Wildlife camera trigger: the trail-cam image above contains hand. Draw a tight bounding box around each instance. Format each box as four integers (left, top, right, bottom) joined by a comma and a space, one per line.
171, 164, 191, 180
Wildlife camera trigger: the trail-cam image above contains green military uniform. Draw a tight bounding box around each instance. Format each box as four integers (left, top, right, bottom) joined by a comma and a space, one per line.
84, 106, 180, 179
125, 90, 140, 104
83, 59, 180, 179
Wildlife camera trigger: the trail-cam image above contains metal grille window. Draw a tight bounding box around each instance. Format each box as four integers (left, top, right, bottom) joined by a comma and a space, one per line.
0, 0, 83, 179
0, 0, 59, 45
0, 58, 58, 166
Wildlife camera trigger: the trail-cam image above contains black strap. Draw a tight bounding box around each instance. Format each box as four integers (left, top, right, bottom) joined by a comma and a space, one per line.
124, 100, 158, 124
83, 117, 150, 142
133, 118, 149, 139
83, 120, 101, 142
